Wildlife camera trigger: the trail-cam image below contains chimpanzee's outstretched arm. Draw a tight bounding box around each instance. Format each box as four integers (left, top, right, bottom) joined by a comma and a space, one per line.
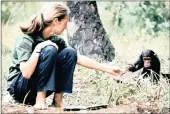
128, 55, 144, 72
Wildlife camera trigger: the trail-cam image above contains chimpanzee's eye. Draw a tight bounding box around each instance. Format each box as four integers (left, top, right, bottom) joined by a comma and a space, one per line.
143, 57, 151, 61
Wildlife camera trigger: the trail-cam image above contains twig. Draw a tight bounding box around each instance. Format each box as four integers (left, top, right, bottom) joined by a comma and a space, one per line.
107, 87, 113, 105
23, 90, 31, 105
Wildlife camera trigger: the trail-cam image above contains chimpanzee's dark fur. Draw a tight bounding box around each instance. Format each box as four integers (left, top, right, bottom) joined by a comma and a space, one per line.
128, 49, 160, 82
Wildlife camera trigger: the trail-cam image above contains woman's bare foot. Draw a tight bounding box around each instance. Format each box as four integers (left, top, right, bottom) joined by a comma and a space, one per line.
34, 103, 48, 110
52, 93, 64, 112
34, 91, 48, 110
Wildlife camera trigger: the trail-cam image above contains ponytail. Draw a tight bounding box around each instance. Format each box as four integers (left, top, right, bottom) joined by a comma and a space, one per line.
20, 4, 68, 35
20, 12, 44, 35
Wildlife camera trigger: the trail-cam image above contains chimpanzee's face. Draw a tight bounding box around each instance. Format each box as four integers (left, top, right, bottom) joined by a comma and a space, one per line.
143, 57, 151, 68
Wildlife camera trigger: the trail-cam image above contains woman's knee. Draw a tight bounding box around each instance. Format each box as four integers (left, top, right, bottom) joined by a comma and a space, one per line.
64, 47, 77, 61
41, 45, 58, 57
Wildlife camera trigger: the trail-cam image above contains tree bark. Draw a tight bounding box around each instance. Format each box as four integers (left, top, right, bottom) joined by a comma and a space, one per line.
67, 1, 115, 62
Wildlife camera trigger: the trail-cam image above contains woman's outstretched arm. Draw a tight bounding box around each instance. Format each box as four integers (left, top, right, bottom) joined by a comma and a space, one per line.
77, 54, 125, 76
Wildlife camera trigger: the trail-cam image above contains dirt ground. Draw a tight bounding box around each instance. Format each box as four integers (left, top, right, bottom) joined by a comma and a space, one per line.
3, 101, 166, 113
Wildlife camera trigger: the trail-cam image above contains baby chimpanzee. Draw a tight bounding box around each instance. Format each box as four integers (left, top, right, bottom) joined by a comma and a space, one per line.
127, 49, 160, 82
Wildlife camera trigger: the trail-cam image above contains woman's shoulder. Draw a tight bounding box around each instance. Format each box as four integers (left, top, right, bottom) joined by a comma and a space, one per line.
17, 34, 34, 42
15, 34, 35, 47
16, 34, 35, 44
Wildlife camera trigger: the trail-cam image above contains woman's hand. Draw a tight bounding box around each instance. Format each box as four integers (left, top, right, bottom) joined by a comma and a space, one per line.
20, 40, 58, 79
34, 40, 58, 52
109, 66, 126, 76
108, 67, 126, 80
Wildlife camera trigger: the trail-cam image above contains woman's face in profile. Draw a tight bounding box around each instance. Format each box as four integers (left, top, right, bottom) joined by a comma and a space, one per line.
52, 15, 69, 35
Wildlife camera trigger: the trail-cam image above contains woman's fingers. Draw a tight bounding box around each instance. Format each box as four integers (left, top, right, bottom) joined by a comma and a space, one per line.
42, 40, 59, 50
120, 69, 126, 76
112, 68, 126, 76
47, 41, 59, 50
109, 68, 126, 81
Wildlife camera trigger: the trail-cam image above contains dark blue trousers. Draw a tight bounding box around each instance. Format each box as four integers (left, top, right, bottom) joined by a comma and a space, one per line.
9, 46, 77, 105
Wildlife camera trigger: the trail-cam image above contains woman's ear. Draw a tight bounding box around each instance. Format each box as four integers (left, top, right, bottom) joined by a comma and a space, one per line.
53, 18, 59, 25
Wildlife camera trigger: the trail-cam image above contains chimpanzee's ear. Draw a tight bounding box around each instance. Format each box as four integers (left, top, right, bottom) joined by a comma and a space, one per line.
139, 54, 143, 60
153, 53, 158, 59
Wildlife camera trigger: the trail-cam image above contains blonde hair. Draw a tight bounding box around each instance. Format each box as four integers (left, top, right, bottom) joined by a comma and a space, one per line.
20, 3, 68, 35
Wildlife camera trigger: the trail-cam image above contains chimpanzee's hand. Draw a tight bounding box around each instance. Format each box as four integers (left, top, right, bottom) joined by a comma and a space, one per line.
126, 64, 133, 71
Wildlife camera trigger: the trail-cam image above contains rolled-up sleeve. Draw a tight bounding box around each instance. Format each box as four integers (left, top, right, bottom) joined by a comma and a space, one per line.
16, 37, 34, 63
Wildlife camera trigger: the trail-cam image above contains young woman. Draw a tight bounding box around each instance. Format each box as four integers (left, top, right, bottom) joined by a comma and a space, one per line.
7, 4, 124, 109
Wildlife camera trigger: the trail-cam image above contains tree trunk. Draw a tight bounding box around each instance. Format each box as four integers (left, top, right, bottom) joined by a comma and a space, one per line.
67, 1, 115, 62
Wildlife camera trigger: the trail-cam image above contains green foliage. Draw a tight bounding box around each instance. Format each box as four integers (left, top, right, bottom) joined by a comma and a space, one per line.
2, 2, 24, 24
136, 1, 169, 34
1, 2, 43, 26
105, 1, 169, 36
